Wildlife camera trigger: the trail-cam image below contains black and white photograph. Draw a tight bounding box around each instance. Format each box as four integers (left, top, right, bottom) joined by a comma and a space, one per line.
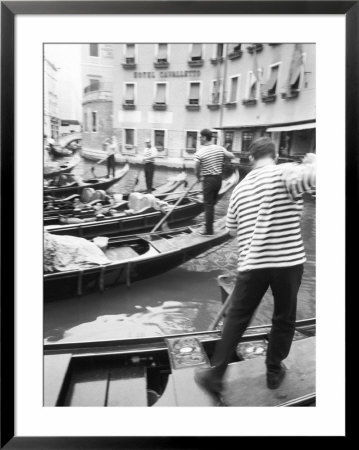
43, 42, 316, 408
3, 5, 349, 442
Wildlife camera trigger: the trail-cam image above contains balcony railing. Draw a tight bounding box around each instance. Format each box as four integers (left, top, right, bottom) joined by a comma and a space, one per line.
83, 82, 112, 94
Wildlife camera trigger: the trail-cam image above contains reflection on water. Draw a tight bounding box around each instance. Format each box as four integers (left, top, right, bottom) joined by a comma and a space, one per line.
44, 158, 316, 343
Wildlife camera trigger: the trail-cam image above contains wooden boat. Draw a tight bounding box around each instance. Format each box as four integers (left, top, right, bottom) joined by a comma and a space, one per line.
44, 219, 230, 301
43, 316, 315, 407
44, 194, 204, 237
43, 163, 130, 197
44, 155, 81, 179
43, 170, 188, 211
50, 144, 73, 157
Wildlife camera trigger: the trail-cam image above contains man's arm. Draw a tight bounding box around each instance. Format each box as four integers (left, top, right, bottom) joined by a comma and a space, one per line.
223, 148, 235, 159
282, 154, 316, 199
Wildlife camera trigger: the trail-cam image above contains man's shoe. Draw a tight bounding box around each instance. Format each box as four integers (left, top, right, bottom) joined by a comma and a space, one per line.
266, 364, 286, 390
194, 367, 223, 395
197, 228, 214, 236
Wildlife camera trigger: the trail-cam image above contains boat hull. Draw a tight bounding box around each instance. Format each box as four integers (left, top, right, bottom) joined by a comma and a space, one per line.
45, 200, 204, 238
44, 225, 229, 300
44, 318, 315, 407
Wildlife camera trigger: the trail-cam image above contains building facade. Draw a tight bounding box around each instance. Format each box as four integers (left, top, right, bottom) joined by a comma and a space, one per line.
81, 43, 315, 167
44, 57, 61, 140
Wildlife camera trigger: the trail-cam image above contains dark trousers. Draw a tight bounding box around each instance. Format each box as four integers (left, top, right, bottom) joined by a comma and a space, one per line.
203, 175, 222, 234
107, 154, 115, 177
211, 264, 304, 377
144, 162, 155, 191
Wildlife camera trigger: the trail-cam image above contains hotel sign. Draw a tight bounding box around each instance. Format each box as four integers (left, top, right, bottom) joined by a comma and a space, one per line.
134, 70, 201, 79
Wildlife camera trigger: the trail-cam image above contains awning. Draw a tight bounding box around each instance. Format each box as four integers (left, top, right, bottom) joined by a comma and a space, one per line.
267, 123, 316, 132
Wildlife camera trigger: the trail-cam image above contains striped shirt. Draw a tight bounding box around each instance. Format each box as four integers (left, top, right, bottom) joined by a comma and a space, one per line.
195, 144, 226, 175
144, 146, 158, 163
226, 161, 316, 272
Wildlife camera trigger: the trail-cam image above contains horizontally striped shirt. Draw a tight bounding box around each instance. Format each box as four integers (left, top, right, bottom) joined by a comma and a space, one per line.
144, 146, 158, 163
195, 144, 226, 175
226, 161, 316, 272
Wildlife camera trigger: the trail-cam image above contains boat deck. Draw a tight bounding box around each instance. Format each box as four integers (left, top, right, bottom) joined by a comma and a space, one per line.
44, 335, 315, 407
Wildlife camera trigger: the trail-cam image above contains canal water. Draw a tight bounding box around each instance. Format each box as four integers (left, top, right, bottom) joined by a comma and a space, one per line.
44, 156, 316, 343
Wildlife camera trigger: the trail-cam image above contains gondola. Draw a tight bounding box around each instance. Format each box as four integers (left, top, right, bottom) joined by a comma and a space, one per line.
50, 144, 73, 157
44, 170, 239, 238
44, 194, 204, 237
43, 163, 130, 197
44, 313, 316, 407
44, 155, 81, 179
44, 219, 230, 300
43, 169, 189, 211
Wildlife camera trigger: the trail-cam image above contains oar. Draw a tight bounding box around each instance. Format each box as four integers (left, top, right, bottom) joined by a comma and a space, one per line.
132, 165, 143, 191
151, 179, 199, 233
89, 153, 110, 178
208, 276, 234, 331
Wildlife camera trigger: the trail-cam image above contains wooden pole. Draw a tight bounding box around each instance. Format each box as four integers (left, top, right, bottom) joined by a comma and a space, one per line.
150, 179, 199, 233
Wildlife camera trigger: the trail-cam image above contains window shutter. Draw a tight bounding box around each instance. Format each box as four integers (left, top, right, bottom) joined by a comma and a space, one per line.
265, 67, 278, 93
230, 77, 238, 102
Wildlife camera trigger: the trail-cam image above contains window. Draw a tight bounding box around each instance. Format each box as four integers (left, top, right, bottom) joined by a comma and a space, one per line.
189, 82, 200, 105
83, 112, 88, 132
125, 129, 135, 147
125, 44, 135, 64
224, 131, 234, 150
232, 44, 242, 52
216, 44, 224, 58
89, 78, 100, 91
190, 44, 202, 61
89, 43, 99, 57
91, 111, 98, 132
248, 72, 257, 100
212, 131, 219, 145
211, 80, 221, 104
125, 83, 135, 104
265, 65, 279, 96
242, 131, 254, 152
186, 131, 198, 152
229, 76, 239, 102
154, 130, 165, 151
157, 43, 168, 62
155, 83, 167, 104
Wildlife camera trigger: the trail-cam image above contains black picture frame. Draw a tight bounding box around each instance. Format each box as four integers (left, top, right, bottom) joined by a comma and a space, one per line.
1, 1, 355, 447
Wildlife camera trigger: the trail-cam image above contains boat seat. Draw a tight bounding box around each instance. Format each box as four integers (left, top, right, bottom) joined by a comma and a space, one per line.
149, 237, 178, 253
107, 365, 148, 406
165, 336, 220, 406
221, 336, 316, 406
104, 246, 139, 261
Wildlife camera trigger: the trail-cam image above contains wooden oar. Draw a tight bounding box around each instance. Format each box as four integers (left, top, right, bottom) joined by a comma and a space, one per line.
151, 179, 199, 233
208, 275, 233, 331
133, 166, 143, 191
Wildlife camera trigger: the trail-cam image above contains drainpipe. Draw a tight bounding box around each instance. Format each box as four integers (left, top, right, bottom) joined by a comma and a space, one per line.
219, 44, 229, 145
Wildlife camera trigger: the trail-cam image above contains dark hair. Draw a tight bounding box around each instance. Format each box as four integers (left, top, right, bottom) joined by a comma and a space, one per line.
248, 137, 276, 160
200, 128, 212, 141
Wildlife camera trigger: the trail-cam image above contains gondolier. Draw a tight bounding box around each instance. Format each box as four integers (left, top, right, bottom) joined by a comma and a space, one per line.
105, 136, 118, 178
195, 129, 235, 235
194, 137, 316, 395
143, 138, 158, 193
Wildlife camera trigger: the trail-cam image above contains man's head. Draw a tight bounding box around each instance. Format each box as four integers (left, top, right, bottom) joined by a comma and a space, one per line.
200, 128, 212, 145
145, 138, 151, 147
248, 137, 276, 161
